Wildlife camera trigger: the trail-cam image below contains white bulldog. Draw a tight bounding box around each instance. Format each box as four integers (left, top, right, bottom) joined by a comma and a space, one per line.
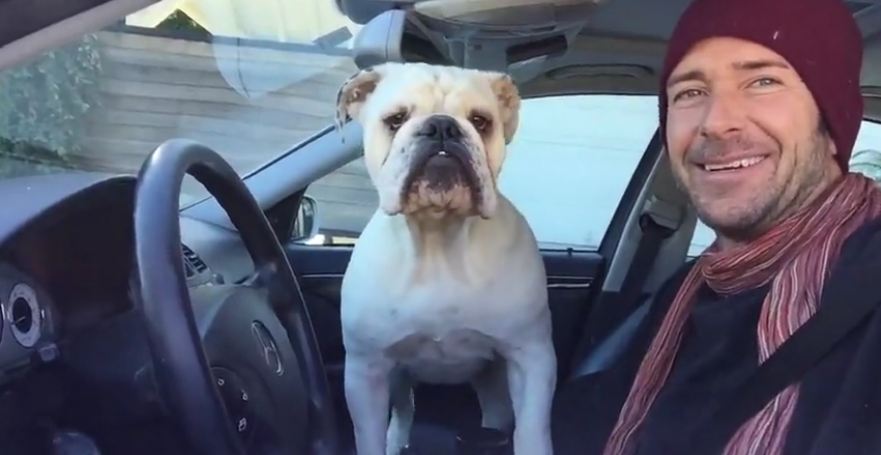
335, 62, 556, 455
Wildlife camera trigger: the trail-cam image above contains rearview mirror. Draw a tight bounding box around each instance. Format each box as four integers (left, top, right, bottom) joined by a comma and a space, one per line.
293, 196, 323, 244
351, 9, 407, 68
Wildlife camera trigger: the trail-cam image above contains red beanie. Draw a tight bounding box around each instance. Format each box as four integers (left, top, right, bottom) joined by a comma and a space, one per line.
659, 0, 864, 171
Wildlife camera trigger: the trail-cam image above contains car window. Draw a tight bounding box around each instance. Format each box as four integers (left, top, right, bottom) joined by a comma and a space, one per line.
304, 94, 659, 249
688, 120, 881, 256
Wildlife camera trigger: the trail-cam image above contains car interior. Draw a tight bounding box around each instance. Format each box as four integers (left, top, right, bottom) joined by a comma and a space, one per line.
0, 0, 880, 454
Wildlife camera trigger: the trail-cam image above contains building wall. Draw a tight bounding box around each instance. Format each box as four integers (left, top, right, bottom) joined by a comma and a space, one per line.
68, 30, 377, 229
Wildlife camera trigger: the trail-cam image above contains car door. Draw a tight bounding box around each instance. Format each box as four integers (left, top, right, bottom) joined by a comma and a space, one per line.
283, 93, 661, 387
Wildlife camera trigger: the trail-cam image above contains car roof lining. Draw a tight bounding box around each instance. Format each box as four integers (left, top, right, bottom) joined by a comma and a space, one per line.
515, 0, 881, 121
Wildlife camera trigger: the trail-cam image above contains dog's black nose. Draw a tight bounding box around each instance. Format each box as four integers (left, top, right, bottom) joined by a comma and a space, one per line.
418, 116, 462, 141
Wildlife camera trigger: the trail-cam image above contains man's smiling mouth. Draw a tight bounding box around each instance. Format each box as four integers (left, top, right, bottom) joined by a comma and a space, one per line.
701, 156, 767, 172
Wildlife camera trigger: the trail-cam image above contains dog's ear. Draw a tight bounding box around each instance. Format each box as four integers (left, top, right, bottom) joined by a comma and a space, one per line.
335, 67, 382, 132
489, 73, 521, 144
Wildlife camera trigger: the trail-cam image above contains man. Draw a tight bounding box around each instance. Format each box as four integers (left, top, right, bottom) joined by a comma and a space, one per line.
553, 0, 881, 453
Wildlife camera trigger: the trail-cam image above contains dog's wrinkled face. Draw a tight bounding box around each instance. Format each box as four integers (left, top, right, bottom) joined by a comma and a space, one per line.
335, 63, 520, 219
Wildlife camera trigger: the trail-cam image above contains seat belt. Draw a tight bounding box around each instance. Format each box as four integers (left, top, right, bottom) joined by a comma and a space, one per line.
690, 257, 881, 454
615, 205, 679, 318
571, 197, 679, 378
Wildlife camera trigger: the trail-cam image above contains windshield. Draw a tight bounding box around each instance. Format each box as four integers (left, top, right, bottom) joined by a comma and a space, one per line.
0, 1, 359, 205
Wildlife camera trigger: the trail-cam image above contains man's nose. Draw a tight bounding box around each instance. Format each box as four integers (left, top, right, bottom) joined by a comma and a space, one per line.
700, 92, 746, 139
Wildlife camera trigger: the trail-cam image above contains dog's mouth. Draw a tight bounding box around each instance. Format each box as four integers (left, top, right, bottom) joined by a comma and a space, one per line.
401, 141, 482, 215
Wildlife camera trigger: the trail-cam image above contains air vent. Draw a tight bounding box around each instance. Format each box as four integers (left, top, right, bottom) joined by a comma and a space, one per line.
181, 244, 208, 276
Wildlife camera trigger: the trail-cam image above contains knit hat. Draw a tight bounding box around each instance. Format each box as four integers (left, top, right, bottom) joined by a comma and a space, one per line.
659, 0, 864, 171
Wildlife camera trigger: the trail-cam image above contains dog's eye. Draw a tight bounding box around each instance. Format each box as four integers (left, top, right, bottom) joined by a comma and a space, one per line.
384, 112, 408, 131
469, 114, 491, 133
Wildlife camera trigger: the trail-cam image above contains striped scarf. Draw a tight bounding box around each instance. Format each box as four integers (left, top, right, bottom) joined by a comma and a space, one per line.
603, 172, 881, 455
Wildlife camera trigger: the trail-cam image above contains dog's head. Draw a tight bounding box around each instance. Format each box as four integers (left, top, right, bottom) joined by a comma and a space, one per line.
335, 63, 520, 219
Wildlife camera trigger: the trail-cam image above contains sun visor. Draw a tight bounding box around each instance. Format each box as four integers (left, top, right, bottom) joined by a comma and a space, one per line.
413, 0, 607, 29
334, 1, 401, 25
415, 0, 609, 72
347, 0, 611, 74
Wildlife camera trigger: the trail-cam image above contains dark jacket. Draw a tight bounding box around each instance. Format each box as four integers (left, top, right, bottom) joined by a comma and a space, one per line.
552, 215, 881, 455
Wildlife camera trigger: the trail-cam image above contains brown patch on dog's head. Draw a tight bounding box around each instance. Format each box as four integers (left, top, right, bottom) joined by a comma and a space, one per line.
335, 67, 381, 131
489, 74, 520, 144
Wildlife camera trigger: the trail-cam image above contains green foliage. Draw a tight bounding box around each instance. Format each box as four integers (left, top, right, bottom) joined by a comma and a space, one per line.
157, 10, 211, 38
0, 33, 103, 175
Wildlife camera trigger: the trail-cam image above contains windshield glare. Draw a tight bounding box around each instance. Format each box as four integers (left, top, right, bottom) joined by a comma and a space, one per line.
0, 1, 360, 204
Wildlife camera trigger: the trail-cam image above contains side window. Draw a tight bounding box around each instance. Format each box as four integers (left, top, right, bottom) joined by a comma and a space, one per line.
305, 95, 659, 249
850, 120, 881, 181
687, 120, 881, 256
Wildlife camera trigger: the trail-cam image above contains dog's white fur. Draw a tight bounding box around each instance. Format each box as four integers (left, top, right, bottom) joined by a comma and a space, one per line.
336, 62, 556, 455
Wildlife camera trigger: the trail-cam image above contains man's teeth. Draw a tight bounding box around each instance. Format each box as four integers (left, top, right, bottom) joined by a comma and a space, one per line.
703, 156, 764, 172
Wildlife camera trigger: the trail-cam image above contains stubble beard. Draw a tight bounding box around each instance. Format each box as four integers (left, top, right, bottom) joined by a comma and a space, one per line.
678, 124, 838, 245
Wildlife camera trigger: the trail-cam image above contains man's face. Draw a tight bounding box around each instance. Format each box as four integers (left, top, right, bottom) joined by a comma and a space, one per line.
665, 37, 841, 244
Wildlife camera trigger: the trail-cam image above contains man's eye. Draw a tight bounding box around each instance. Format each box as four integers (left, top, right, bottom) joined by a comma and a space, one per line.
751, 77, 780, 88
384, 112, 408, 131
469, 114, 491, 132
673, 89, 704, 103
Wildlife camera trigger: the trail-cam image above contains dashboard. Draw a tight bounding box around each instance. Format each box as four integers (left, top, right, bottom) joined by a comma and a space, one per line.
0, 171, 272, 454
0, 172, 233, 385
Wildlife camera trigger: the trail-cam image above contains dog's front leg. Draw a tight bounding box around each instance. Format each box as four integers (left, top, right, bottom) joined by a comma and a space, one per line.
505, 336, 557, 455
345, 354, 394, 455
386, 368, 415, 455
472, 357, 514, 431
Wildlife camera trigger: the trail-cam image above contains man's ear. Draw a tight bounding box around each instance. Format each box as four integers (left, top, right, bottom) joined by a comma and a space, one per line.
335, 66, 382, 132
489, 73, 521, 144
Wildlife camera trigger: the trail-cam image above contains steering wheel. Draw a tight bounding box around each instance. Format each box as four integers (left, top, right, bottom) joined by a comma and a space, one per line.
131, 139, 339, 454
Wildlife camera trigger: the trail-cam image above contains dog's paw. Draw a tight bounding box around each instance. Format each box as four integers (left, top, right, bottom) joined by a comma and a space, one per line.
386, 443, 413, 455
385, 428, 410, 455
